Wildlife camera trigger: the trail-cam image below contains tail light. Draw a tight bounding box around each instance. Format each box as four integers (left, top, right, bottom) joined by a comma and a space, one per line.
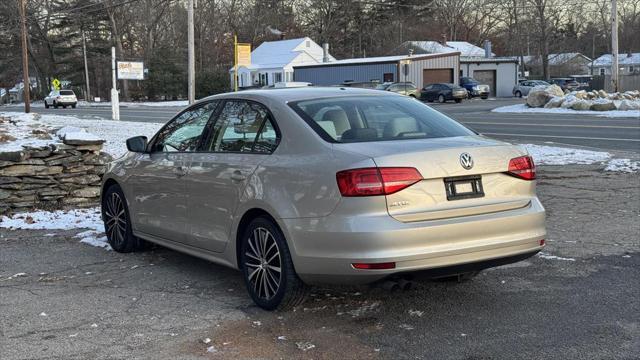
507, 155, 536, 180
352, 262, 396, 270
336, 167, 422, 196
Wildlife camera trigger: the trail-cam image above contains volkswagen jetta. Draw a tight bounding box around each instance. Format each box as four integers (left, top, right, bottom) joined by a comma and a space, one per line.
101, 87, 546, 310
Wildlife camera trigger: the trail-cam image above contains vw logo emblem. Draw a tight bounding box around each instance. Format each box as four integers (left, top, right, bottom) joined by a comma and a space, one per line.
460, 152, 474, 170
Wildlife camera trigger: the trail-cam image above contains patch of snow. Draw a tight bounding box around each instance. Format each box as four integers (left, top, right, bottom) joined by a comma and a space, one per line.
0, 208, 111, 250
39, 312, 47, 316
408, 309, 424, 317
492, 104, 640, 118
604, 158, 640, 173
399, 324, 415, 330
206, 345, 217, 353
347, 301, 380, 317
203, 338, 211, 344
277, 335, 287, 341
521, 144, 611, 165
296, 341, 316, 351
538, 252, 576, 261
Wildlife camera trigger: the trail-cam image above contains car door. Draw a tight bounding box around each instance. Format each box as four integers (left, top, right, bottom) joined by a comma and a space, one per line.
421, 85, 434, 101
184, 100, 279, 252
128, 101, 218, 242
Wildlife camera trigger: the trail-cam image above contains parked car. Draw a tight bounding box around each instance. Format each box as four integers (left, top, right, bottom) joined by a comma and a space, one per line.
568, 75, 593, 90
340, 81, 379, 89
102, 87, 546, 310
459, 77, 490, 99
44, 89, 77, 109
512, 80, 550, 97
420, 83, 468, 103
550, 78, 580, 92
376, 82, 419, 97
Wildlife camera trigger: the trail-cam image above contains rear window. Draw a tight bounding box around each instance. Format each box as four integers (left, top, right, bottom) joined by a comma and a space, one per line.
60, 90, 75, 95
289, 95, 474, 143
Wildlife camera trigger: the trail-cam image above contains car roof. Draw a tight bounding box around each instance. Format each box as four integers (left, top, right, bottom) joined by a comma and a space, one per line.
200, 87, 394, 103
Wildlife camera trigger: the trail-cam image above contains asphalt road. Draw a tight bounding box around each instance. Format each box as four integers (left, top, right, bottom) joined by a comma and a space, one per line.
1, 98, 639, 152
1, 165, 638, 359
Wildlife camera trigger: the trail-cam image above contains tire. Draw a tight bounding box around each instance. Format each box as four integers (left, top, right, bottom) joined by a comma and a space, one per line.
102, 184, 147, 253
515, 90, 522, 98
454, 99, 462, 103
481, 95, 488, 100
71, 103, 76, 109
409, 94, 416, 98
240, 216, 308, 311
62, 105, 67, 108
44, 101, 49, 109
438, 94, 445, 103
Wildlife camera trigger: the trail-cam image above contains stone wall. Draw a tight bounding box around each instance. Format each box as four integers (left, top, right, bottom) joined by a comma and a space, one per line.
0, 116, 113, 214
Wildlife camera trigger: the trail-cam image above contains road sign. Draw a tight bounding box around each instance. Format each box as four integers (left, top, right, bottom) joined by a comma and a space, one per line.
236, 44, 251, 67
117, 61, 144, 80
52, 78, 61, 90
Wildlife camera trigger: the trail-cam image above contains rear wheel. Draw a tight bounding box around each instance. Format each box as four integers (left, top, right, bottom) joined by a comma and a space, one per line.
438, 94, 446, 103
102, 184, 147, 252
515, 90, 522, 98
241, 216, 308, 310
44, 101, 49, 109
71, 103, 76, 109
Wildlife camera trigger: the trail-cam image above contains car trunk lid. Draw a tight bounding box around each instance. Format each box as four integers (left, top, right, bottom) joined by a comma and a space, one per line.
335, 136, 535, 222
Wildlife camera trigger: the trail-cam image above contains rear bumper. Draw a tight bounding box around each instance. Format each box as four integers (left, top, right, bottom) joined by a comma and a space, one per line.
282, 197, 546, 285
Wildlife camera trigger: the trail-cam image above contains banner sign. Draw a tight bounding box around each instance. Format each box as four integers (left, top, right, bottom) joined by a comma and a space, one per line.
52, 78, 61, 90
117, 61, 144, 80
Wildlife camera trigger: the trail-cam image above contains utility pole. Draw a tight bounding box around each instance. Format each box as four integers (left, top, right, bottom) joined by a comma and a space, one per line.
82, 30, 91, 102
187, 0, 195, 104
611, 0, 619, 92
111, 47, 120, 120
19, 0, 30, 113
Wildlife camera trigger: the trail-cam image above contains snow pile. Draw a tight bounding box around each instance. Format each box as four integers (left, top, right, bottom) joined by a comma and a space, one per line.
0, 112, 163, 157
604, 158, 640, 173
0, 207, 110, 250
492, 104, 640, 118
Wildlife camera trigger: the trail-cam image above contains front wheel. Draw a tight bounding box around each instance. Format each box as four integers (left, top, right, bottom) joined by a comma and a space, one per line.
44, 101, 49, 109
515, 90, 522, 98
102, 184, 147, 252
454, 99, 462, 103
438, 94, 446, 103
241, 216, 308, 310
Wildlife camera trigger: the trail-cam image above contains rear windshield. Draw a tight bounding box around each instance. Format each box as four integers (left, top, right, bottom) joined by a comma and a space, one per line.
289, 95, 474, 143
60, 90, 75, 95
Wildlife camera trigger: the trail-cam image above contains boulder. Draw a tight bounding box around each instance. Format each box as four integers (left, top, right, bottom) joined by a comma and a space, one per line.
526, 84, 566, 107
71, 187, 100, 198
561, 95, 579, 109
617, 99, 640, 111
574, 90, 588, 99
590, 100, 616, 111
544, 96, 564, 108
0, 165, 63, 177
598, 89, 608, 98
571, 100, 592, 111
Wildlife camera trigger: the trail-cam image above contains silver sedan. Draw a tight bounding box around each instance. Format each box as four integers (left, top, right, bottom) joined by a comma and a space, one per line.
101, 87, 546, 310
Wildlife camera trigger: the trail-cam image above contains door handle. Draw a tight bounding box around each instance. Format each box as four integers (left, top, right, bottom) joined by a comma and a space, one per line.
175, 166, 188, 178
231, 170, 247, 181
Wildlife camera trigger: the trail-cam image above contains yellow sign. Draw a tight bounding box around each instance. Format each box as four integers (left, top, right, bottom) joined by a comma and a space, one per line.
236, 44, 251, 67
234, 36, 252, 91
52, 78, 61, 90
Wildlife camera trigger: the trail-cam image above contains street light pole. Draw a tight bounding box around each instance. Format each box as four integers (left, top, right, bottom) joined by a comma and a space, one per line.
111, 46, 120, 120
82, 30, 91, 102
187, 0, 195, 104
19, 0, 31, 113
611, 0, 618, 92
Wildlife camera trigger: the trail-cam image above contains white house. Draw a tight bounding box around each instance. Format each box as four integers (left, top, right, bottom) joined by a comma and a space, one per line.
229, 37, 334, 88
589, 53, 640, 76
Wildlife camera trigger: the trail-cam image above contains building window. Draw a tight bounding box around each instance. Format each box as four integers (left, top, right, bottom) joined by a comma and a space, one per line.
274, 72, 283, 83
285, 72, 293, 82
600, 68, 605, 76
630, 66, 635, 73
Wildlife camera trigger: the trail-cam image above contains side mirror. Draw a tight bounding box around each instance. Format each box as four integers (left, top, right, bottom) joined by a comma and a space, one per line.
126, 136, 148, 153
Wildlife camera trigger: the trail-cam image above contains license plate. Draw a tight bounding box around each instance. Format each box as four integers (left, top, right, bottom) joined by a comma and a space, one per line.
444, 175, 484, 201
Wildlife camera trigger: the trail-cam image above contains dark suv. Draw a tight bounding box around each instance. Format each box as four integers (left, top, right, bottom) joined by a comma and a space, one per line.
550, 78, 579, 92
459, 77, 490, 99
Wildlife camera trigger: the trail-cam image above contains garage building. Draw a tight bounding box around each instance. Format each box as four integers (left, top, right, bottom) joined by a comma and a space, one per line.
293, 52, 460, 90
460, 57, 519, 97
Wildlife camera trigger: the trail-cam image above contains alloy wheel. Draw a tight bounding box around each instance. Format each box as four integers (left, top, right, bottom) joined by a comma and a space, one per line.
104, 192, 127, 248
244, 227, 282, 301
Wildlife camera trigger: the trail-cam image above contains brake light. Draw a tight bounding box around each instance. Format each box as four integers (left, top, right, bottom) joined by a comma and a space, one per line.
507, 155, 536, 180
352, 262, 396, 270
336, 167, 422, 196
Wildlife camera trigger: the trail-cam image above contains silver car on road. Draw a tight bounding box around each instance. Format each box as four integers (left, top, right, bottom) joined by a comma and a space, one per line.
101, 88, 546, 310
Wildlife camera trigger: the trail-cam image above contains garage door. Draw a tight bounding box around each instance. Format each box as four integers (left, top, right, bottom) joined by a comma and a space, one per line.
423, 69, 453, 86
473, 70, 496, 97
